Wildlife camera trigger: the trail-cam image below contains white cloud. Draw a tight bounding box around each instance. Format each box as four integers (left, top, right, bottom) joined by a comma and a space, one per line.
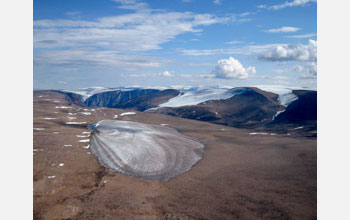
272, 62, 317, 78
34, 49, 164, 70
181, 43, 284, 56
213, 0, 221, 5
258, 0, 317, 10
286, 33, 316, 39
158, 71, 173, 77
112, 0, 148, 10
300, 62, 317, 78
34, 11, 231, 52
212, 57, 255, 79
265, 26, 300, 33
259, 40, 317, 62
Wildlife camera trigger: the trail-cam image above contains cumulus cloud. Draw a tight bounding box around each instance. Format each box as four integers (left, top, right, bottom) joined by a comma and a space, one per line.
158, 71, 173, 77
259, 40, 317, 62
265, 26, 300, 33
258, 0, 317, 10
212, 57, 256, 79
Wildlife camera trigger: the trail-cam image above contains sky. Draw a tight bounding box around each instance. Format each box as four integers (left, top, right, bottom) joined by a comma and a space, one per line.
33, 0, 317, 90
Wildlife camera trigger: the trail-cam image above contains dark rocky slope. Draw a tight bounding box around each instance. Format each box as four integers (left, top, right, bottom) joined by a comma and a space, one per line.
154, 87, 285, 128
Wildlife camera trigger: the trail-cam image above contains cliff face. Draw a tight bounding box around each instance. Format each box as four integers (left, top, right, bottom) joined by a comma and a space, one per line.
84, 89, 160, 108
114, 89, 180, 111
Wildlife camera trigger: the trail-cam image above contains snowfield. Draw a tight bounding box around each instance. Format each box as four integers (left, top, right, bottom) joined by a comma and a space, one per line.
90, 120, 205, 181
159, 87, 249, 108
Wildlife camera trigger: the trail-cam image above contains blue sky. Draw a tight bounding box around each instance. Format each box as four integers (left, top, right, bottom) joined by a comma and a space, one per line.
33, 0, 317, 89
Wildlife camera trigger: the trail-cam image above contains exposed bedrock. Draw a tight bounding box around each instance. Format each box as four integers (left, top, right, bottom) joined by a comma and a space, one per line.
90, 120, 205, 181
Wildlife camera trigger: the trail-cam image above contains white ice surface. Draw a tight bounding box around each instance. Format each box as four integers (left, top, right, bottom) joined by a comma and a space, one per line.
159, 87, 247, 108
90, 120, 204, 181
254, 85, 306, 107
64, 144, 72, 147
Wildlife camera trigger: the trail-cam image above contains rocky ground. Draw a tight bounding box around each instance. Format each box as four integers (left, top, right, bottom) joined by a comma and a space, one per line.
33, 91, 317, 220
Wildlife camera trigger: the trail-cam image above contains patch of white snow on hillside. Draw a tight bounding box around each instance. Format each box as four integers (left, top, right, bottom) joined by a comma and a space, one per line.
272, 110, 285, 120
120, 112, 136, 116
77, 135, 90, 138
34, 128, 45, 131
65, 122, 86, 125
79, 112, 91, 115
250, 132, 268, 135
64, 144, 72, 147
79, 139, 90, 143
56, 106, 73, 109
43, 117, 58, 120
48, 176, 56, 179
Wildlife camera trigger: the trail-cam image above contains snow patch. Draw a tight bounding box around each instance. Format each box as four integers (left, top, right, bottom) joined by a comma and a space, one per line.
55, 106, 73, 109
43, 117, 57, 120
34, 128, 45, 131
79, 139, 90, 143
65, 122, 86, 125
249, 132, 268, 135
77, 135, 89, 138
120, 112, 136, 116
48, 176, 56, 179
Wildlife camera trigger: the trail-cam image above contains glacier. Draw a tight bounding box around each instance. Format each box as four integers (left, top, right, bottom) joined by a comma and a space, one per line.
89, 120, 205, 181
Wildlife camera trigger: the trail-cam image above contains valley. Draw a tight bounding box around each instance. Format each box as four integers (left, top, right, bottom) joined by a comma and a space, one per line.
33, 88, 317, 220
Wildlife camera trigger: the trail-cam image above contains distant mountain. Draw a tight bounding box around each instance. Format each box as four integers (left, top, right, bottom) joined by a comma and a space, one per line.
43, 86, 316, 133
153, 87, 284, 128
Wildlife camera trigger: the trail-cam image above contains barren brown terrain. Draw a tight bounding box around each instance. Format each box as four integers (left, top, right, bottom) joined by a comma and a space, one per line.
33, 91, 316, 220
